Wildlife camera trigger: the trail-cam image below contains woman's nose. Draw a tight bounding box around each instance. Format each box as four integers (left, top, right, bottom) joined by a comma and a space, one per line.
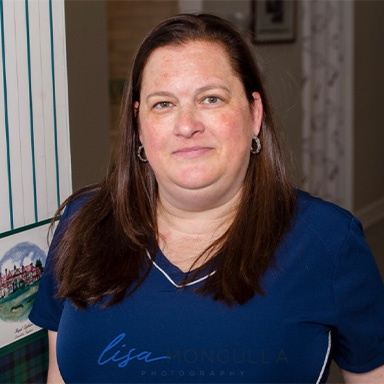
173, 105, 204, 137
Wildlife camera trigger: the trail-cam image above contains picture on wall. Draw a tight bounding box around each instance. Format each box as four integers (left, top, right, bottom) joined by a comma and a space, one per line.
0, 222, 54, 349
253, 0, 296, 43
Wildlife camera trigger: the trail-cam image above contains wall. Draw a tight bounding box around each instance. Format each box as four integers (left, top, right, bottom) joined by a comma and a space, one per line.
107, 1, 302, 181
65, 0, 110, 191
253, 25, 302, 182
200, 0, 383, 218
202, 0, 303, 182
107, 0, 179, 155
353, 0, 384, 213
67, 0, 384, 216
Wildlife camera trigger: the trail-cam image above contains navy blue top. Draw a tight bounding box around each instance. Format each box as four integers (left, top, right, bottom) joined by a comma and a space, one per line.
29, 191, 384, 383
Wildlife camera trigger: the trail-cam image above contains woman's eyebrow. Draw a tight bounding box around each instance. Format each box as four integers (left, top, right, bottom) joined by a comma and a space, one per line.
145, 84, 232, 103
195, 84, 231, 96
146, 91, 175, 102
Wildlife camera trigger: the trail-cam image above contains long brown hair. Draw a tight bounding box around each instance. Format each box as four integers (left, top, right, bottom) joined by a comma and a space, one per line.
52, 14, 296, 308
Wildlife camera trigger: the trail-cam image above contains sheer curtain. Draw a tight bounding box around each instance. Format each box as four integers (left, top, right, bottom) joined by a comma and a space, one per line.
301, 0, 353, 209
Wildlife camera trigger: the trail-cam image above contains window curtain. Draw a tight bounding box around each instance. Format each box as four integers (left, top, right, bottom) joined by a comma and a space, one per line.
301, 0, 353, 208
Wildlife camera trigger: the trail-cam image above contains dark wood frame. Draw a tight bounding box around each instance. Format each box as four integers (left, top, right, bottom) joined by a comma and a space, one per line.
252, 0, 297, 44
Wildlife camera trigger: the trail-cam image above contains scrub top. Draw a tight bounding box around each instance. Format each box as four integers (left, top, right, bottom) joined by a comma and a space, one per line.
29, 191, 384, 383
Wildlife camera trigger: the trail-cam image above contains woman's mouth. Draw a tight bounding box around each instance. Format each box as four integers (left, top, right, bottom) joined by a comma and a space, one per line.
173, 146, 213, 159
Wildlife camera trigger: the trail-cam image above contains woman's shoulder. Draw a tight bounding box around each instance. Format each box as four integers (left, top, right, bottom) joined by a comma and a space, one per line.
294, 190, 363, 256
296, 190, 354, 223
61, 187, 98, 218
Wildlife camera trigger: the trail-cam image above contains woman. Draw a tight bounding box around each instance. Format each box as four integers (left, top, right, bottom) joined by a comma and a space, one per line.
29, 14, 384, 383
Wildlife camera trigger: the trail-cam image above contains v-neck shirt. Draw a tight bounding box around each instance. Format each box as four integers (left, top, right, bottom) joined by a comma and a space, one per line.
29, 191, 384, 383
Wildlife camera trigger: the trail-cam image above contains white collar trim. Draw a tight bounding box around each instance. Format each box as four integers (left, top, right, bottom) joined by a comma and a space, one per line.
146, 250, 216, 289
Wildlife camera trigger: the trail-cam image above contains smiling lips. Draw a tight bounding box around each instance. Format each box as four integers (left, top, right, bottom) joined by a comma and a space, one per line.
173, 146, 213, 159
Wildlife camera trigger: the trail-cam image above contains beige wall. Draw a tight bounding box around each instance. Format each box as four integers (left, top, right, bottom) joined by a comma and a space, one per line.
254, 29, 302, 183
202, 0, 384, 211
353, 0, 384, 211
203, 0, 303, 182
65, 0, 302, 191
107, 0, 178, 152
64, 0, 384, 216
65, 0, 110, 191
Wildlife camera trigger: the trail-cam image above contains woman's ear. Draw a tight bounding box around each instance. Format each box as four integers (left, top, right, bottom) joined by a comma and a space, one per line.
133, 102, 142, 141
251, 92, 263, 137
133, 101, 139, 118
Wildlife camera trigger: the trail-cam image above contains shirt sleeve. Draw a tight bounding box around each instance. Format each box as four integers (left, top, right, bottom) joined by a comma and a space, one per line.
332, 217, 384, 373
28, 205, 71, 332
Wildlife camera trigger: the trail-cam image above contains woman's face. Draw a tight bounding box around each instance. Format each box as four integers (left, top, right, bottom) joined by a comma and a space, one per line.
136, 41, 263, 209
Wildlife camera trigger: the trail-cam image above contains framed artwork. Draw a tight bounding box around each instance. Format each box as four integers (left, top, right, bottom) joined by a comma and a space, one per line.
253, 0, 297, 43
0, 221, 55, 350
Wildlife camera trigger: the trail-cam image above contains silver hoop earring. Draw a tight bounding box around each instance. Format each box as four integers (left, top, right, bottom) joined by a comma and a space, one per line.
137, 145, 148, 162
250, 136, 261, 155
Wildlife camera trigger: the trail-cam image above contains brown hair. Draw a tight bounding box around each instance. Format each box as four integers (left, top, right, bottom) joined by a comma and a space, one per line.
52, 14, 296, 308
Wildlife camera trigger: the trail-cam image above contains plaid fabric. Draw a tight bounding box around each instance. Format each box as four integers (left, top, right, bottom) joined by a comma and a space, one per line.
0, 331, 48, 384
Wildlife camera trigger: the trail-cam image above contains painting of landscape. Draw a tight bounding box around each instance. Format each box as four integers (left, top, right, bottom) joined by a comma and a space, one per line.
0, 222, 51, 348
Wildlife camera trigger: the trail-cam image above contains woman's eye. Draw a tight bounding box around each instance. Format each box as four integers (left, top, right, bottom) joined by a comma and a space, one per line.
203, 96, 221, 104
154, 101, 173, 109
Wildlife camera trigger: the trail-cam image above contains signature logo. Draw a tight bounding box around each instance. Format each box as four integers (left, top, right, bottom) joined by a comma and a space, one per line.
98, 333, 171, 368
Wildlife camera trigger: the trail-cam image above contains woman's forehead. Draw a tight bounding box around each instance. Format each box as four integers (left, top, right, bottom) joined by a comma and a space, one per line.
140, 41, 237, 89
147, 40, 228, 64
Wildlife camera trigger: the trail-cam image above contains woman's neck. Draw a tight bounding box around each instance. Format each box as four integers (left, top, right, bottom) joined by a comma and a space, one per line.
156, 189, 241, 271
